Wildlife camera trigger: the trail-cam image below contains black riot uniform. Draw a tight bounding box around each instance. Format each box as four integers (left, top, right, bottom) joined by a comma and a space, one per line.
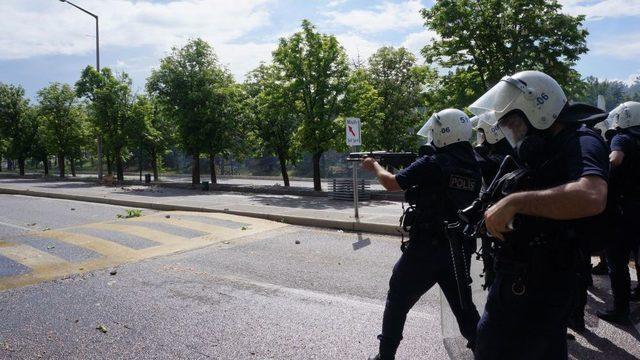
600, 126, 640, 320
474, 138, 515, 290
374, 142, 481, 359
474, 123, 609, 360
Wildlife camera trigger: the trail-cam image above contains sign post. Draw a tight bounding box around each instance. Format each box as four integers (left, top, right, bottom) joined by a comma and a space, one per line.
346, 118, 362, 219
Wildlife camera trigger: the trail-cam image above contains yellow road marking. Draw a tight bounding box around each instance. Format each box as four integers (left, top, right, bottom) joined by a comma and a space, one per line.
84, 223, 187, 245
130, 216, 239, 238
0, 242, 69, 270
39, 231, 137, 259
0, 211, 290, 291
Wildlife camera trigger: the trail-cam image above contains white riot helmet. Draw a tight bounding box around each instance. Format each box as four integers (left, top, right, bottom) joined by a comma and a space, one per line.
469, 71, 568, 131
472, 113, 505, 145
417, 108, 472, 148
608, 101, 640, 129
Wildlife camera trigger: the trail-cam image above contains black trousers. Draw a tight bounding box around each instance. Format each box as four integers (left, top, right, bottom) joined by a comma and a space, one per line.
377, 238, 479, 358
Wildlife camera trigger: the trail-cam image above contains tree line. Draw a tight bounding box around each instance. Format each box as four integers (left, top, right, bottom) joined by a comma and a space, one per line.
1, 1, 640, 190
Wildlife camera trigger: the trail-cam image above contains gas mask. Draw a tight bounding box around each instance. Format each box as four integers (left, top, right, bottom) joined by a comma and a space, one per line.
499, 114, 549, 168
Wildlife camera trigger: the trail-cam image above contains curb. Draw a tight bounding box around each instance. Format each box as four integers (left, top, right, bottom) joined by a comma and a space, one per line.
0, 187, 403, 236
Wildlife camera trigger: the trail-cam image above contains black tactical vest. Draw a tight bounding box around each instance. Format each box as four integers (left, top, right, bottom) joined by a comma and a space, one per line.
404, 144, 482, 241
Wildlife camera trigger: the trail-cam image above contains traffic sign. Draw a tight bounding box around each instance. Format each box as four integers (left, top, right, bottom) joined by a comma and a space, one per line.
346, 117, 361, 146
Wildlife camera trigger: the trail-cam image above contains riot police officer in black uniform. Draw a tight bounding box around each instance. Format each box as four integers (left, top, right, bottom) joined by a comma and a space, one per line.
473, 113, 515, 187
472, 114, 515, 290
467, 71, 609, 359
598, 101, 640, 323
362, 108, 482, 360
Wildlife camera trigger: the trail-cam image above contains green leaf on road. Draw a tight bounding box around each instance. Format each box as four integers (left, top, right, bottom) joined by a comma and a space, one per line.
96, 325, 108, 333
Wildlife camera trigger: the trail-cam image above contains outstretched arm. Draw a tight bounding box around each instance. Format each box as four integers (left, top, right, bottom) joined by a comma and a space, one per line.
361, 158, 402, 192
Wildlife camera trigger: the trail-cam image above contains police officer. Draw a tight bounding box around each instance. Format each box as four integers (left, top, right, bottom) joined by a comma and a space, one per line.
472, 114, 514, 290
468, 71, 609, 359
473, 113, 514, 187
598, 101, 640, 323
362, 108, 482, 360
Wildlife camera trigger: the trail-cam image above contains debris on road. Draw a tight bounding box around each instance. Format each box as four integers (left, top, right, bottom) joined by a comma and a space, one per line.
241, 226, 248, 231
46, 245, 55, 250
70, 208, 75, 211
117, 209, 143, 219
109, 269, 117, 276
96, 325, 108, 333
26, 223, 36, 227
165, 215, 171, 219
42, 227, 51, 231
295, 240, 300, 244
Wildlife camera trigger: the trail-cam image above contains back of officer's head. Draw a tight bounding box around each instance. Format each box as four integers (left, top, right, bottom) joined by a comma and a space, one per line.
416, 108, 473, 148
608, 101, 640, 131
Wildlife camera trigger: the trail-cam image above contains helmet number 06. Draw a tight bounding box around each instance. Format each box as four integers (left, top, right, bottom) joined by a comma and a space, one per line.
536, 93, 549, 106
441, 127, 451, 134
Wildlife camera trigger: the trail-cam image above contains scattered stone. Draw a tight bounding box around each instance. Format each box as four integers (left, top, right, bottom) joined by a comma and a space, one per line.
109, 269, 117, 276
96, 325, 108, 334
241, 226, 247, 231
26, 223, 36, 227
79, 267, 84, 271
295, 240, 300, 244
74, 320, 79, 323
46, 245, 55, 250
165, 215, 171, 219
42, 227, 51, 231
70, 208, 75, 211
222, 241, 231, 244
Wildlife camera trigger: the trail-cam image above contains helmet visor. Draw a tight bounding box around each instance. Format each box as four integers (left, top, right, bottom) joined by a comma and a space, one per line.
469, 77, 524, 116
498, 115, 529, 148
417, 113, 438, 138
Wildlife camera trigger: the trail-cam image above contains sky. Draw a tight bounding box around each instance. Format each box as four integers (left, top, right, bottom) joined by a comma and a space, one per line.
1, 0, 640, 100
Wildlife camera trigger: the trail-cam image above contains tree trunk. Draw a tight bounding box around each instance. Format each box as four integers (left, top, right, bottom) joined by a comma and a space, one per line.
277, 152, 290, 187
209, 153, 217, 184
0, 154, 2, 172
70, 158, 77, 177
18, 157, 25, 176
115, 151, 124, 182
106, 155, 113, 176
58, 154, 65, 178
43, 156, 49, 176
151, 148, 159, 181
312, 152, 322, 191
192, 153, 200, 185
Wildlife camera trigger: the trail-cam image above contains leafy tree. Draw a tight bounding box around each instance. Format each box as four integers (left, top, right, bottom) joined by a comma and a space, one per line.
273, 20, 350, 191
0, 83, 35, 175
421, 0, 589, 104
575, 76, 627, 111
76, 67, 135, 181
245, 64, 301, 186
341, 68, 385, 150
38, 83, 88, 177
363, 47, 429, 151
147, 38, 235, 184
129, 95, 175, 181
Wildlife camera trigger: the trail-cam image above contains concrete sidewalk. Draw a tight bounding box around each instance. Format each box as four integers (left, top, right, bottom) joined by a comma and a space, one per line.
0, 178, 405, 235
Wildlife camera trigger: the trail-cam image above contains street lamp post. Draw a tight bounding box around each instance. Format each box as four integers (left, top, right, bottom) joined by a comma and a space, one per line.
59, 0, 103, 181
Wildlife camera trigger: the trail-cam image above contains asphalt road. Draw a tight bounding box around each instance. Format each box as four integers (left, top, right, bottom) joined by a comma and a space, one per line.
0, 195, 638, 359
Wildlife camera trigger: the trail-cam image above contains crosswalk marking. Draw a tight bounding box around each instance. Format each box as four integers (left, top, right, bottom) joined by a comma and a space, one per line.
0, 242, 69, 270
0, 211, 289, 291
85, 223, 187, 245
40, 230, 138, 259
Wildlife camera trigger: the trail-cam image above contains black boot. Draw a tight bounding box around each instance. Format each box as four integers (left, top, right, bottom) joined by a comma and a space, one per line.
597, 308, 631, 325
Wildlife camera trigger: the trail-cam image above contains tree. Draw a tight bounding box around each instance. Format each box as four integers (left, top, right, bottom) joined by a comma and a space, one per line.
38, 83, 88, 177
421, 0, 589, 104
341, 68, 385, 150
129, 94, 175, 181
76, 67, 135, 181
363, 47, 429, 151
273, 20, 350, 191
575, 76, 627, 111
147, 38, 234, 185
245, 64, 301, 186
0, 83, 35, 175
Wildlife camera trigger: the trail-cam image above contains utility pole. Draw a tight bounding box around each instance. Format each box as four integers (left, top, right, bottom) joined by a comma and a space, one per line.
59, 0, 103, 180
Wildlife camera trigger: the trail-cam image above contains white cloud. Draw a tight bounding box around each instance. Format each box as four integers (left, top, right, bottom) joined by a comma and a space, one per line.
591, 35, 640, 59
559, 0, 640, 19
0, 0, 271, 59
324, 0, 425, 33
401, 29, 438, 59
335, 33, 383, 63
